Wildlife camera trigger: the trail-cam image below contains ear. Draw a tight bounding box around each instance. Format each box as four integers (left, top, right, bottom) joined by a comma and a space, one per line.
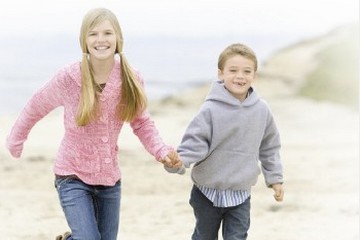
217, 69, 223, 80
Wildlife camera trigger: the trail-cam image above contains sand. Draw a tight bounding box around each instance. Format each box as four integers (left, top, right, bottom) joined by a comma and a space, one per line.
0, 28, 358, 239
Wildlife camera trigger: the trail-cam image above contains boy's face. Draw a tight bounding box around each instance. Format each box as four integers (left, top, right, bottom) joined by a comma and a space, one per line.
218, 55, 256, 101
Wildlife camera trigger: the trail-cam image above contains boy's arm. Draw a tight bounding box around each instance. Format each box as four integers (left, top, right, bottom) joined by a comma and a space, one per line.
177, 109, 212, 168
164, 108, 212, 176
259, 112, 283, 187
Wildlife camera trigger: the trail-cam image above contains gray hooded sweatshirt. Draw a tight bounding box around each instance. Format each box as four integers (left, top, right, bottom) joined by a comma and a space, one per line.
178, 80, 283, 191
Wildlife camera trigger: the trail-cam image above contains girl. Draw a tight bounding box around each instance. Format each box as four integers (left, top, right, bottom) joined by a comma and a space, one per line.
6, 8, 180, 240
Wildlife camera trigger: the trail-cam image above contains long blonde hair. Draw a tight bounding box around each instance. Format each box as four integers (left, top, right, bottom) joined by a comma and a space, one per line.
76, 8, 147, 126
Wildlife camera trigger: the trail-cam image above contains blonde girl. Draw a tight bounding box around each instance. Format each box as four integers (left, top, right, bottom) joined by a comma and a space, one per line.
6, 8, 180, 240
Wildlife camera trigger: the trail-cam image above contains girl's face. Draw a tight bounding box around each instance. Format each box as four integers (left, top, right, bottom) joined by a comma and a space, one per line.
86, 20, 117, 61
218, 55, 256, 101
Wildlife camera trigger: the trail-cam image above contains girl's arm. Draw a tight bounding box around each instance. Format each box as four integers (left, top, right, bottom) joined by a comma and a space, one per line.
129, 71, 174, 161
130, 110, 173, 161
6, 72, 66, 158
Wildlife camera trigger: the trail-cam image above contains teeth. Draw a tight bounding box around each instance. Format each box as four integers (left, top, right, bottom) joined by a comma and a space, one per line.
234, 82, 245, 86
96, 46, 108, 50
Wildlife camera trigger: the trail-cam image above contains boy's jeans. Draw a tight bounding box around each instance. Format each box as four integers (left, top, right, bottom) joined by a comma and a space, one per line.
55, 176, 121, 240
189, 185, 251, 240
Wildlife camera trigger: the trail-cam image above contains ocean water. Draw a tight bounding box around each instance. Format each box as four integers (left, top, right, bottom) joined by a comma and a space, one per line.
0, 33, 310, 115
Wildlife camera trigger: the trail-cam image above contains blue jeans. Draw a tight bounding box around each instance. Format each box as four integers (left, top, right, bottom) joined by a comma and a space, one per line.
55, 176, 121, 240
189, 185, 251, 240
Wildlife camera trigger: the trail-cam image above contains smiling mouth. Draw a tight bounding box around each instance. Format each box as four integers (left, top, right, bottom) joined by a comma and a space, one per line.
234, 82, 246, 86
95, 46, 110, 50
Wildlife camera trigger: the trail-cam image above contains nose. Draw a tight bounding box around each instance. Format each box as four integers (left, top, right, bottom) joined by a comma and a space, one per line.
236, 72, 244, 79
96, 33, 106, 42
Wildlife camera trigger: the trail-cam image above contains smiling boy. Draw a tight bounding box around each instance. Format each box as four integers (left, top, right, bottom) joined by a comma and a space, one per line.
168, 43, 284, 240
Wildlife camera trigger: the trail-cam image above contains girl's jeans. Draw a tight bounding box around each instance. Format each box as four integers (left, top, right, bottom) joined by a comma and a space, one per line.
189, 185, 251, 240
55, 176, 121, 240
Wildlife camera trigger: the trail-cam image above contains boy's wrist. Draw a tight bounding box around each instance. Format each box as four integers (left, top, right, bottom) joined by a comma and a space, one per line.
164, 165, 186, 175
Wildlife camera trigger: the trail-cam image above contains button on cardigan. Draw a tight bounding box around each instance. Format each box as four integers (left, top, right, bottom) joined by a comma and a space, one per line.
6, 61, 172, 186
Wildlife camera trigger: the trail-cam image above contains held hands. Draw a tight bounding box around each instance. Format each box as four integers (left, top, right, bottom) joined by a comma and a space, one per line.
160, 150, 185, 175
161, 150, 183, 168
271, 183, 284, 202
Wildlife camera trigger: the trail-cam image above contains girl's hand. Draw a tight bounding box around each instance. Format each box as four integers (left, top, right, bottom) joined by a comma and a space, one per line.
160, 150, 183, 168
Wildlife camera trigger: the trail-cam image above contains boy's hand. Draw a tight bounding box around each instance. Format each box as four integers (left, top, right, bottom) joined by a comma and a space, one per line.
160, 150, 183, 168
271, 183, 284, 202
161, 151, 186, 175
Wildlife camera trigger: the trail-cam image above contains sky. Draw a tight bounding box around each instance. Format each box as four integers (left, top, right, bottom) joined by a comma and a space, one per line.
0, 0, 358, 114
0, 0, 358, 38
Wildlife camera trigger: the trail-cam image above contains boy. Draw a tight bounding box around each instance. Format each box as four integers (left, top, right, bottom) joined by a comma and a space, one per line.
168, 43, 284, 240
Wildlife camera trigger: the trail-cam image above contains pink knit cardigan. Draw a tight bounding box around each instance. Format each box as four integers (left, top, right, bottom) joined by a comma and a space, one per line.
6, 61, 172, 186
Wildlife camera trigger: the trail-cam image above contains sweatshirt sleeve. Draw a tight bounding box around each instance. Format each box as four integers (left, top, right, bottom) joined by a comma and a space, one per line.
6, 71, 67, 158
259, 110, 283, 187
177, 108, 212, 168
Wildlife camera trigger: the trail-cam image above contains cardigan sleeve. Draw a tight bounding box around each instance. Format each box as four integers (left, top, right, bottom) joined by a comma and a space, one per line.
130, 110, 173, 161
129, 70, 173, 161
6, 70, 67, 158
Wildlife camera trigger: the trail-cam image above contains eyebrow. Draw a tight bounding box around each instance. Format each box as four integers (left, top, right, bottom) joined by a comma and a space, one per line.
89, 29, 114, 33
228, 66, 253, 69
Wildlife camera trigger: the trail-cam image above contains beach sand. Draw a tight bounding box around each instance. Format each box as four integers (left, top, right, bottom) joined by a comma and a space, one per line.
0, 27, 358, 239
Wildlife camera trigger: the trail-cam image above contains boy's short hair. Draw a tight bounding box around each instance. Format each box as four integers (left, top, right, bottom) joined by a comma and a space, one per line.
218, 43, 258, 71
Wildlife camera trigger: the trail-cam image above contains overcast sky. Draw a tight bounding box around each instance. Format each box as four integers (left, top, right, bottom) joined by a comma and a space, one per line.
0, 0, 358, 114
0, 0, 358, 38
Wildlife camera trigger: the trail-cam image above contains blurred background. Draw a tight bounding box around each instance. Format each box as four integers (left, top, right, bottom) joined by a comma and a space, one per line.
0, 1, 358, 239
0, 0, 358, 114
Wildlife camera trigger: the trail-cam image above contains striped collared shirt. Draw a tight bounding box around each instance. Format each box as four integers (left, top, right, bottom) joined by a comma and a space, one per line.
197, 185, 250, 207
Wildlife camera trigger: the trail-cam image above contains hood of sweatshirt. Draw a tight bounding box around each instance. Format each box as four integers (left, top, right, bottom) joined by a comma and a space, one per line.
205, 80, 260, 107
